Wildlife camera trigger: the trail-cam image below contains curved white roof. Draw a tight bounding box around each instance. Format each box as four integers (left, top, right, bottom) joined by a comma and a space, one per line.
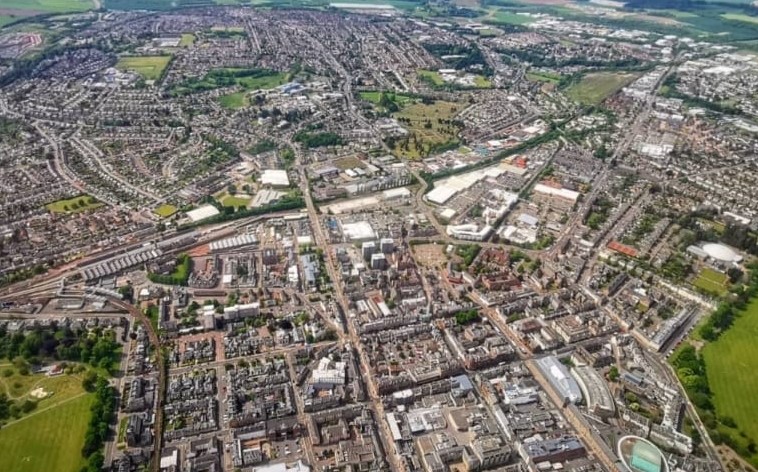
702, 243, 742, 263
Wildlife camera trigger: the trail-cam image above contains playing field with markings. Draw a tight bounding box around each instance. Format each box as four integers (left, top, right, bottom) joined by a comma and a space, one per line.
703, 298, 758, 465
0, 390, 93, 472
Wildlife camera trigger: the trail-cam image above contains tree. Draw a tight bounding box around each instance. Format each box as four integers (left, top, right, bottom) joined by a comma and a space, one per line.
608, 366, 619, 382
82, 371, 98, 392
0, 392, 11, 420
20, 399, 36, 413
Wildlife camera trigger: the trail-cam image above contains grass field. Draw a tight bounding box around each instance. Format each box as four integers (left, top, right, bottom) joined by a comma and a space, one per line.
179, 33, 195, 46
418, 69, 445, 86
219, 92, 248, 109
693, 267, 730, 296
526, 71, 561, 84
488, 10, 536, 25
722, 13, 758, 25
169, 68, 287, 96
45, 195, 102, 214
358, 91, 415, 106
392, 100, 460, 159
474, 75, 492, 88
0, 0, 94, 14
220, 194, 251, 208
0, 393, 93, 472
235, 71, 287, 90
116, 55, 172, 81
0, 365, 90, 413
154, 204, 178, 218
565, 72, 638, 105
703, 298, 758, 462
333, 156, 364, 170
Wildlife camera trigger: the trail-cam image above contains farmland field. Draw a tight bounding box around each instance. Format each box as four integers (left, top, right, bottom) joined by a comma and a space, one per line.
104, 0, 218, 10
702, 298, 758, 464
565, 72, 637, 105
116, 55, 172, 81
488, 11, 536, 25
693, 267, 729, 296
45, 195, 102, 213
0, 0, 94, 14
722, 13, 758, 25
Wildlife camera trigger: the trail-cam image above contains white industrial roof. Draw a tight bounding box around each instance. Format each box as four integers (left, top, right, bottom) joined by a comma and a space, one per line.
209, 233, 258, 251
427, 186, 457, 205
383, 187, 411, 199
261, 169, 290, 187
426, 166, 508, 205
186, 204, 220, 222
519, 213, 539, 227
252, 459, 311, 472
533, 183, 580, 202
342, 221, 376, 241
440, 208, 457, 220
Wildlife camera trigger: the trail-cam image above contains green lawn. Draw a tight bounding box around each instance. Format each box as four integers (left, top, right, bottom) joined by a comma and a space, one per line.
0, 0, 94, 13
235, 71, 287, 90
170, 68, 287, 96
45, 195, 102, 214
117, 415, 128, 445
0, 393, 93, 472
474, 75, 492, 88
693, 267, 729, 296
116, 55, 172, 81
154, 204, 178, 218
220, 194, 251, 208
219, 92, 248, 109
565, 72, 638, 105
0, 365, 90, 412
418, 69, 444, 86
703, 298, 758, 460
179, 33, 195, 46
359, 91, 383, 103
